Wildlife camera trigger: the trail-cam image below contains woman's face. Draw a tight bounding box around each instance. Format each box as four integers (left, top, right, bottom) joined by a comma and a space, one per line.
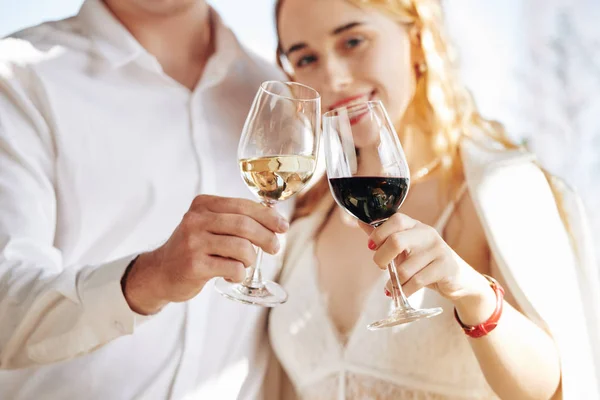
278, 0, 417, 124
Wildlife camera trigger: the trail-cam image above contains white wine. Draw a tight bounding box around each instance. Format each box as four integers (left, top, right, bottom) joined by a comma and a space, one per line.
240, 155, 316, 203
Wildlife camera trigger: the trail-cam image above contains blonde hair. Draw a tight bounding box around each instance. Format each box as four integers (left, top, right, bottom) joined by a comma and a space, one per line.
275, 0, 570, 235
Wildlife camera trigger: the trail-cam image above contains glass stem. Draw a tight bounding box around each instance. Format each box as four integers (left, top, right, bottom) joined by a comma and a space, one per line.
242, 248, 264, 289
372, 221, 413, 312
241, 201, 274, 290
387, 259, 413, 311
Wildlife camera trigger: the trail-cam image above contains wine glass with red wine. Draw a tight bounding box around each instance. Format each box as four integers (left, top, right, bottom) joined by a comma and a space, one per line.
322, 101, 443, 330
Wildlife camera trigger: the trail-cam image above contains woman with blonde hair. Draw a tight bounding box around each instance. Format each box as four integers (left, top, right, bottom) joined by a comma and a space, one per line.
267, 0, 600, 399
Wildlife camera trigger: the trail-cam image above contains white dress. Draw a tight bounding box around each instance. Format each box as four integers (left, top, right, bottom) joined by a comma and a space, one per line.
269, 185, 500, 400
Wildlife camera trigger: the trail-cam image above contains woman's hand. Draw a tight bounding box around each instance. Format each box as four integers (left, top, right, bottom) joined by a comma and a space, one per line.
367, 213, 496, 324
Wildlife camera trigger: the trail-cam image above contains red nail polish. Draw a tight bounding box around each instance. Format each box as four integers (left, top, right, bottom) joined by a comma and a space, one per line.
384, 288, 392, 297
368, 240, 377, 250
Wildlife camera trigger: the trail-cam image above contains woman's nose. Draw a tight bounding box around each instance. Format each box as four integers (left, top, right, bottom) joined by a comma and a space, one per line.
323, 56, 353, 93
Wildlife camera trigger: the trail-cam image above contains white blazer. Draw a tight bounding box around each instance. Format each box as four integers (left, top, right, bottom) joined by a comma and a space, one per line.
460, 137, 600, 399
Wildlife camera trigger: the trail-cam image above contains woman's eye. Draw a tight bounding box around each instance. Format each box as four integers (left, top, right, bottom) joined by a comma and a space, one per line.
296, 55, 317, 68
344, 37, 364, 49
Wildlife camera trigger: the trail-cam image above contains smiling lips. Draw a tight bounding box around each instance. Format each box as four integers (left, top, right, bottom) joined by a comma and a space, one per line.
328, 91, 375, 125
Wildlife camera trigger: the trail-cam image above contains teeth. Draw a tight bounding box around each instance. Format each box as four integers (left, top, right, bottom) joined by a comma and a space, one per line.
330, 93, 375, 111
345, 96, 370, 108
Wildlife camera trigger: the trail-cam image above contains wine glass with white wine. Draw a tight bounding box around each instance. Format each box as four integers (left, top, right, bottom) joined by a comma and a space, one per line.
215, 81, 321, 307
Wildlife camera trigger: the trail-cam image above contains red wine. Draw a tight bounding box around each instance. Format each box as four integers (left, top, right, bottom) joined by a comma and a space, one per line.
329, 177, 409, 225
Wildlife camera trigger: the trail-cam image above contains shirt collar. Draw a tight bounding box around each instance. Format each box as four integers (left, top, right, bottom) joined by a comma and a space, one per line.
77, 0, 145, 69
77, 0, 243, 85
198, 9, 242, 90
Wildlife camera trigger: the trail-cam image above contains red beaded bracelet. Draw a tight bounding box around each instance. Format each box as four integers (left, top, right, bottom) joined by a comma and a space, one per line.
454, 274, 505, 339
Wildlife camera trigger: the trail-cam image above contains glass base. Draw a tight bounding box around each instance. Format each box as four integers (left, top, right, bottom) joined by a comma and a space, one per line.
214, 278, 288, 307
367, 306, 443, 330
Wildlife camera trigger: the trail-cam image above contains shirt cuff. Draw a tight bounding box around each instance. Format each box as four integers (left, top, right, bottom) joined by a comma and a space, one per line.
26, 255, 154, 364
80, 254, 153, 335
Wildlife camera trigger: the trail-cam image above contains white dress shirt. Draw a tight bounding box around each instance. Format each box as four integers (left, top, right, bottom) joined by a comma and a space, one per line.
0, 1, 288, 398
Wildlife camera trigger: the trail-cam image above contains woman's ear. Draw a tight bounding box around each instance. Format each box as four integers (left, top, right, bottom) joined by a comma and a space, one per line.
408, 25, 426, 79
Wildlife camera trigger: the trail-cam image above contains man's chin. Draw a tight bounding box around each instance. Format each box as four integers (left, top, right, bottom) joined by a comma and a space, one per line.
134, 0, 201, 17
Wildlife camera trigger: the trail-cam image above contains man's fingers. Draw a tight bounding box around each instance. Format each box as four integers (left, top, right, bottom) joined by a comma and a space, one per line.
204, 233, 258, 268
191, 195, 289, 234
206, 256, 246, 283
206, 213, 281, 255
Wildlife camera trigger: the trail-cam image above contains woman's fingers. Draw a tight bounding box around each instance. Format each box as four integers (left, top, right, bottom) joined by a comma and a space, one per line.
383, 259, 442, 298
371, 225, 433, 269
395, 251, 437, 285
368, 213, 418, 247
401, 260, 443, 297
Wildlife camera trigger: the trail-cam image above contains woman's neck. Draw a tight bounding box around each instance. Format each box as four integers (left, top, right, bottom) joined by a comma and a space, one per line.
356, 131, 438, 180
356, 146, 384, 176
400, 127, 437, 177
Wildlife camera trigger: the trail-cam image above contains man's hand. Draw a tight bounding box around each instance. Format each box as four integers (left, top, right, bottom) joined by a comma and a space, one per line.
122, 195, 289, 314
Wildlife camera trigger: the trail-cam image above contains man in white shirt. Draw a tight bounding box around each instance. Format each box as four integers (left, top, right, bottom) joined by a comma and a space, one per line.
0, 0, 290, 398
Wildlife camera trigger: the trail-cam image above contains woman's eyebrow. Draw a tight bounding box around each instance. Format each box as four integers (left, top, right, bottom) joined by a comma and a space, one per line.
331, 21, 364, 35
284, 21, 365, 56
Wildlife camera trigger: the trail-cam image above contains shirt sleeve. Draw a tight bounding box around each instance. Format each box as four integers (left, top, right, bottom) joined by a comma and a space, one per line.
0, 64, 149, 370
